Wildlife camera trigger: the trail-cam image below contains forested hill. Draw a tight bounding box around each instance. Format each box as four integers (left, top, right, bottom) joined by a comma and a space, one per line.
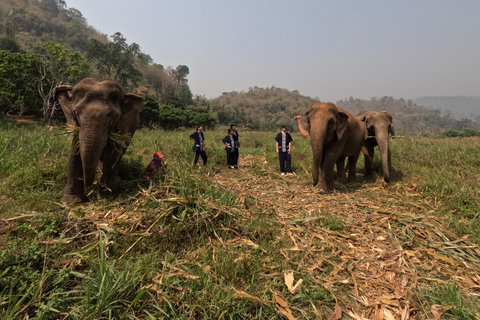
413, 96, 480, 120
209, 87, 320, 131
335, 96, 480, 134
1, 1, 479, 134
0, 0, 218, 129
0, 0, 106, 52
211, 90, 480, 134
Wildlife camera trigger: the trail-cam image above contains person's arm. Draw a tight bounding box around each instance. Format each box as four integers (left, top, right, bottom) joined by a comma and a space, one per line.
276, 141, 279, 154
288, 134, 292, 154
188, 132, 195, 142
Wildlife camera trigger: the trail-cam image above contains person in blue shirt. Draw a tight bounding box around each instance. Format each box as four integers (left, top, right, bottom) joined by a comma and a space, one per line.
222, 128, 238, 169
275, 125, 293, 175
230, 124, 240, 168
188, 124, 208, 166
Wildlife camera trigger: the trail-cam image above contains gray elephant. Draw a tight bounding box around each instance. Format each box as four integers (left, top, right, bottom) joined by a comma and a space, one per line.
54, 77, 144, 204
295, 103, 367, 192
356, 110, 395, 182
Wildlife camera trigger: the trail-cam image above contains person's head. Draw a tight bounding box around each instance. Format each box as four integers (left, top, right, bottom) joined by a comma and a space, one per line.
153, 152, 164, 159
197, 124, 204, 132
228, 128, 233, 135
282, 125, 288, 133
230, 124, 236, 131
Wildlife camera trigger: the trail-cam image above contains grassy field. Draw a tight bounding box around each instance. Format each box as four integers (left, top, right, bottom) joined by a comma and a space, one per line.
1, 116, 480, 319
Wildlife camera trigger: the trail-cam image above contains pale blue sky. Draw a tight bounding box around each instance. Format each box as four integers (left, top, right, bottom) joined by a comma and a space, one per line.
66, 0, 480, 102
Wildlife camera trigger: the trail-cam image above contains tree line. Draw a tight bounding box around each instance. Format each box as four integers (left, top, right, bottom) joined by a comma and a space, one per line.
0, 0, 216, 129
1, 0, 477, 133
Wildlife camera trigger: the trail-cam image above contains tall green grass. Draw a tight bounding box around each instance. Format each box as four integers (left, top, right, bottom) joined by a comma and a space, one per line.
1, 116, 480, 318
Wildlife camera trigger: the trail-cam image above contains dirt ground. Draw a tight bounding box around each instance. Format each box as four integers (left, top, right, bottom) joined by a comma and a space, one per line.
213, 154, 480, 319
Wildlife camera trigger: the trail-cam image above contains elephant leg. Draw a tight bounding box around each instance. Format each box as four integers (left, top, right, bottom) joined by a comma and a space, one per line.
323, 150, 338, 191
62, 146, 86, 204
388, 147, 393, 173
336, 157, 347, 183
347, 153, 360, 182
315, 170, 329, 192
364, 143, 375, 179
100, 142, 122, 197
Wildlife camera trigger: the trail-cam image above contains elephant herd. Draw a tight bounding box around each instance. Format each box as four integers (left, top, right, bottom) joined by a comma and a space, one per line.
295, 103, 394, 192
54, 78, 394, 205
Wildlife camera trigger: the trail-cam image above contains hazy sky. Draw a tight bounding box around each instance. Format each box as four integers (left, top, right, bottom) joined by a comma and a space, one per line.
66, 0, 480, 102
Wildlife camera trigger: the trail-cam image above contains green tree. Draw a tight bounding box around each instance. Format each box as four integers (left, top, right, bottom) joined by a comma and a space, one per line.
172, 65, 189, 85
139, 95, 161, 127
0, 51, 42, 115
187, 111, 217, 129
176, 82, 193, 108
157, 105, 187, 130
87, 32, 143, 89
37, 42, 90, 121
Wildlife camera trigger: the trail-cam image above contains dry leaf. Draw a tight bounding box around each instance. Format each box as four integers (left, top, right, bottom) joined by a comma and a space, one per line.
274, 292, 296, 320
233, 288, 267, 306
327, 301, 342, 320
430, 304, 454, 320
284, 270, 303, 294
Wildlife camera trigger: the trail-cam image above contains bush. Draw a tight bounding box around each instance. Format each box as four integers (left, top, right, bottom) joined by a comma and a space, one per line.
439, 129, 480, 138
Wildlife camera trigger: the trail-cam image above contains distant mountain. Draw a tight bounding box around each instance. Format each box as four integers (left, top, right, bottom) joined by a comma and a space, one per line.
413, 96, 480, 120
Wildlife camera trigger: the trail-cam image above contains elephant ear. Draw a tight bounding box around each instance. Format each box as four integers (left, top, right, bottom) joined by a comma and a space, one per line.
118, 93, 144, 137
380, 111, 393, 123
336, 111, 349, 141
390, 124, 395, 139
380, 111, 395, 138
54, 85, 75, 125
361, 122, 369, 140
295, 113, 310, 137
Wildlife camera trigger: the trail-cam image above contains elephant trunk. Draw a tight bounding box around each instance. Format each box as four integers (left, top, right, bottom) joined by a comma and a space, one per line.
375, 126, 391, 182
78, 122, 109, 187
310, 125, 327, 187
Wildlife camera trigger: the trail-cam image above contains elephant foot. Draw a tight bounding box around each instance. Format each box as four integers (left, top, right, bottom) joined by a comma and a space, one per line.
61, 194, 86, 205
314, 183, 329, 193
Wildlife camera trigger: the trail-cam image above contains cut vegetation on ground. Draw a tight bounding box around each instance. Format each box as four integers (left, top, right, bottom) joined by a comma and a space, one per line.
1, 118, 480, 319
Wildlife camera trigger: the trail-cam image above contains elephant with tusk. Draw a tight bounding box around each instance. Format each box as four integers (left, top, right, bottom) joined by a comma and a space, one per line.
54, 77, 144, 205
356, 110, 395, 182
295, 103, 367, 192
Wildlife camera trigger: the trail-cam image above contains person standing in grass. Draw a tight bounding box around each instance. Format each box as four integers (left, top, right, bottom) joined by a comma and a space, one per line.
275, 125, 293, 176
188, 124, 208, 167
230, 124, 240, 168
222, 128, 238, 169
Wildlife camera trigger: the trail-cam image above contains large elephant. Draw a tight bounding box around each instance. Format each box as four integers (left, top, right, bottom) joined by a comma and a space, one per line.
356, 110, 395, 182
295, 103, 367, 192
54, 77, 144, 205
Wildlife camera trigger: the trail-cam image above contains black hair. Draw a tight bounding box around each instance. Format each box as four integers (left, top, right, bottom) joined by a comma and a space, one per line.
230, 124, 236, 129
228, 128, 233, 134
282, 125, 287, 129
197, 124, 204, 130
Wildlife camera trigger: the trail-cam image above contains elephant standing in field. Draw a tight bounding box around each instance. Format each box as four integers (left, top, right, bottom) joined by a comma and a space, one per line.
295, 103, 367, 192
54, 78, 144, 205
356, 110, 395, 182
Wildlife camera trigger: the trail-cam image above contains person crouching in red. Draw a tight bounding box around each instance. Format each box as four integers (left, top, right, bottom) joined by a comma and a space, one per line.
143, 152, 167, 180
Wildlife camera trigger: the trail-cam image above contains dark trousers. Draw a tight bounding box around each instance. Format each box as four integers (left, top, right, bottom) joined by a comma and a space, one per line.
226, 150, 236, 166
194, 150, 208, 165
234, 149, 239, 165
279, 152, 291, 173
